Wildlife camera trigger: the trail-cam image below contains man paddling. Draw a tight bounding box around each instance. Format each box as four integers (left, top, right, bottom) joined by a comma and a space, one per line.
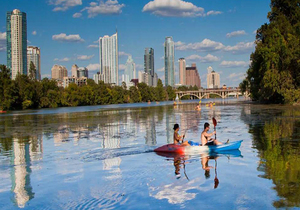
201, 122, 222, 146
173, 124, 190, 146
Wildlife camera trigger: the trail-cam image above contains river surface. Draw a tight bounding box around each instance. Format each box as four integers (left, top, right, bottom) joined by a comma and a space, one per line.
0, 99, 300, 209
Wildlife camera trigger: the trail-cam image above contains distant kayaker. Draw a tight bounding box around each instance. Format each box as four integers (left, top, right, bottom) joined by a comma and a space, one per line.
173, 124, 190, 146
201, 122, 222, 146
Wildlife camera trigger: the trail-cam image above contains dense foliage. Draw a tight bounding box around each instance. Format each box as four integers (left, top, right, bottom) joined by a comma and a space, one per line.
240, 0, 300, 104
0, 65, 177, 110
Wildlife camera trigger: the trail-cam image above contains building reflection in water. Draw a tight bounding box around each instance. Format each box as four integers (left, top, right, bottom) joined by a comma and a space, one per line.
11, 136, 41, 208
145, 115, 157, 146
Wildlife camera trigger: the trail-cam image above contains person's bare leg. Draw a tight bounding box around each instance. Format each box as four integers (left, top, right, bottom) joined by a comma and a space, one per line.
182, 141, 190, 146
213, 140, 222, 145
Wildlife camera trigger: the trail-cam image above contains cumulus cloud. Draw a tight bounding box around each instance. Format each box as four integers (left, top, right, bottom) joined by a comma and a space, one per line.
73, 12, 82, 18
49, 0, 82, 11
82, 0, 125, 18
227, 72, 246, 82
86, 63, 100, 71
219, 61, 249, 68
87, 44, 98, 48
143, 0, 204, 17
176, 39, 225, 52
224, 42, 254, 54
143, 0, 221, 17
186, 54, 219, 63
119, 51, 130, 57
77, 54, 94, 60
226, 30, 246, 38
54, 57, 70, 62
176, 39, 254, 54
0, 32, 6, 51
52, 33, 84, 42
206, 10, 222, 16
119, 64, 126, 70
157, 67, 164, 72
32, 31, 37, 35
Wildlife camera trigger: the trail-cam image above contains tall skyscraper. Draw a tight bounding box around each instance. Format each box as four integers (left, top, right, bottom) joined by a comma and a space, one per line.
144, 48, 155, 86
178, 58, 186, 85
6, 9, 27, 80
207, 66, 220, 88
164, 37, 175, 87
71, 64, 78, 78
186, 63, 201, 88
98, 32, 118, 85
122, 55, 136, 88
27, 46, 41, 80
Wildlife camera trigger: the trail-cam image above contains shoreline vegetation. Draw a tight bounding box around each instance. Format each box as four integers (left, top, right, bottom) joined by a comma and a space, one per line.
0, 64, 203, 111
240, 0, 300, 105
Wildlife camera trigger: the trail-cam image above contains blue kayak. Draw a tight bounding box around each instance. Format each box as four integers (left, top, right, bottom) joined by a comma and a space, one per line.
155, 140, 243, 154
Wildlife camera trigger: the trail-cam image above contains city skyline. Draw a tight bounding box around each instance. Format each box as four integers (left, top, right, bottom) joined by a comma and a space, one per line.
0, 0, 270, 86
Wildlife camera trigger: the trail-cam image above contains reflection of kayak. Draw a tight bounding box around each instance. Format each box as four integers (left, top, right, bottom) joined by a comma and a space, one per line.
154, 140, 243, 154
0, 110, 6, 113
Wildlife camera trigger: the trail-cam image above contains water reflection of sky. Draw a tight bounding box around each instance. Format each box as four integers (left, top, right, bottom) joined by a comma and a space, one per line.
0, 100, 299, 209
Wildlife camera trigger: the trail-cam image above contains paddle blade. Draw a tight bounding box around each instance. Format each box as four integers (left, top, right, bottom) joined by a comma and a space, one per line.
212, 117, 217, 127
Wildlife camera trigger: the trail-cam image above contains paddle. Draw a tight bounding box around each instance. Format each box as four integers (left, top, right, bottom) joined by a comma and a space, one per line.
212, 117, 217, 139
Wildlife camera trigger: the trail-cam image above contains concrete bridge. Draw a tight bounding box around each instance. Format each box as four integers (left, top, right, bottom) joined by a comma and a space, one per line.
175, 88, 250, 100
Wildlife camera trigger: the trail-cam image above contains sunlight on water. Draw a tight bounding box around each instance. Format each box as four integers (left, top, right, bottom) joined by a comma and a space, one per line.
0, 99, 300, 209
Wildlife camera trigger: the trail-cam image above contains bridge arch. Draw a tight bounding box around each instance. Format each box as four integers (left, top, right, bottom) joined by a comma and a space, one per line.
178, 93, 200, 100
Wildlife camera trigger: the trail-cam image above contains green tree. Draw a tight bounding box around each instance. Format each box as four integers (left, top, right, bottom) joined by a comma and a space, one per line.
129, 86, 141, 103
166, 85, 176, 101
28, 61, 37, 80
155, 79, 166, 101
241, 0, 300, 104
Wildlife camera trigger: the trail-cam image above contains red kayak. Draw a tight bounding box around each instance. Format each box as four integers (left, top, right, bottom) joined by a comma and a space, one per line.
154, 144, 185, 155
0, 110, 6, 114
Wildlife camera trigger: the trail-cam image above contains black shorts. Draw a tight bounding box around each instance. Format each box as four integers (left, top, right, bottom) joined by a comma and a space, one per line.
205, 141, 215, 146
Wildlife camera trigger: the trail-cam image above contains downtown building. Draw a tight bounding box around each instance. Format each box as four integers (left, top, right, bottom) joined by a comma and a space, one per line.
122, 55, 136, 88
94, 32, 118, 85
6, 9, 27, 80
164, 37, 175, 87
51, 64, 67, 87
207, 66, 220, 88
63, 64, 88, 88
178, 58, 186, 85
27, 46, 41, 80
186, 63, 201, 88
144, 48, 156, 86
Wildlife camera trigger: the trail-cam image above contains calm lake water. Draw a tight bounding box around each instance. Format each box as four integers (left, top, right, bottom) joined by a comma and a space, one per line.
0, 99, 300, 209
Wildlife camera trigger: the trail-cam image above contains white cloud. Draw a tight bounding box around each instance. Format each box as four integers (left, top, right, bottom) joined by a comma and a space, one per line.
176, 39, 225, 52
49, 0, 82, 11
226, 30, 246, 38
143, 0, 207, 17
135, 64, 144, 70
219, 61, 249, 68
0, 32, 6, 51
86, 63, 100, 71
206, 10, 222, 16
253, 30, 257, 34
54, 57, 70, 62
82, 0, 125, 18
176, 39, 255, 54
87, 44, 98, 48
157, 67, 164, 72
42, 74, 51, 78
77, 54, 94, 60
119, 51, 130, 57
73, 12, 82, 18
224, 42, 254, 54
119, 64, 126, 70
227, 72, 246, 82
32, 31, 37, 35
185, 54, 219, 63
52, 33, 84, 42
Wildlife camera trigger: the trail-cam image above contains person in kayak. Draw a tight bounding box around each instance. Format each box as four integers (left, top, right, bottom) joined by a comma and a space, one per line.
201, 122, 222, 146
173, 124, 190, 146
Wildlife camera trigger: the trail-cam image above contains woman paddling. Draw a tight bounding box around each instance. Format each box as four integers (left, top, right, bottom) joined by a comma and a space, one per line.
173, 124, 190, 146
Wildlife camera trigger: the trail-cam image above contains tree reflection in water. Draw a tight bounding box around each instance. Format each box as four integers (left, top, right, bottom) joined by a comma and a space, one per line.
241, 105, 300, 208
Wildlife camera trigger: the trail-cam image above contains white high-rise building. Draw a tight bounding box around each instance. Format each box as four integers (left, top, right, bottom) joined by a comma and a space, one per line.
97, 32, 118, 85
27, 46, 41, 80
6, 9, 27, 80
71, 64, 78, 78
178, 58, 186, 85
122, 55, 136, 88
164, 37, 175, 87
207, 66, 220, 88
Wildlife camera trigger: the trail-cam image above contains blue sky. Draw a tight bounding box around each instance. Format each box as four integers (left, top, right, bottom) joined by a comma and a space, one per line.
0, 0, 270, 87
